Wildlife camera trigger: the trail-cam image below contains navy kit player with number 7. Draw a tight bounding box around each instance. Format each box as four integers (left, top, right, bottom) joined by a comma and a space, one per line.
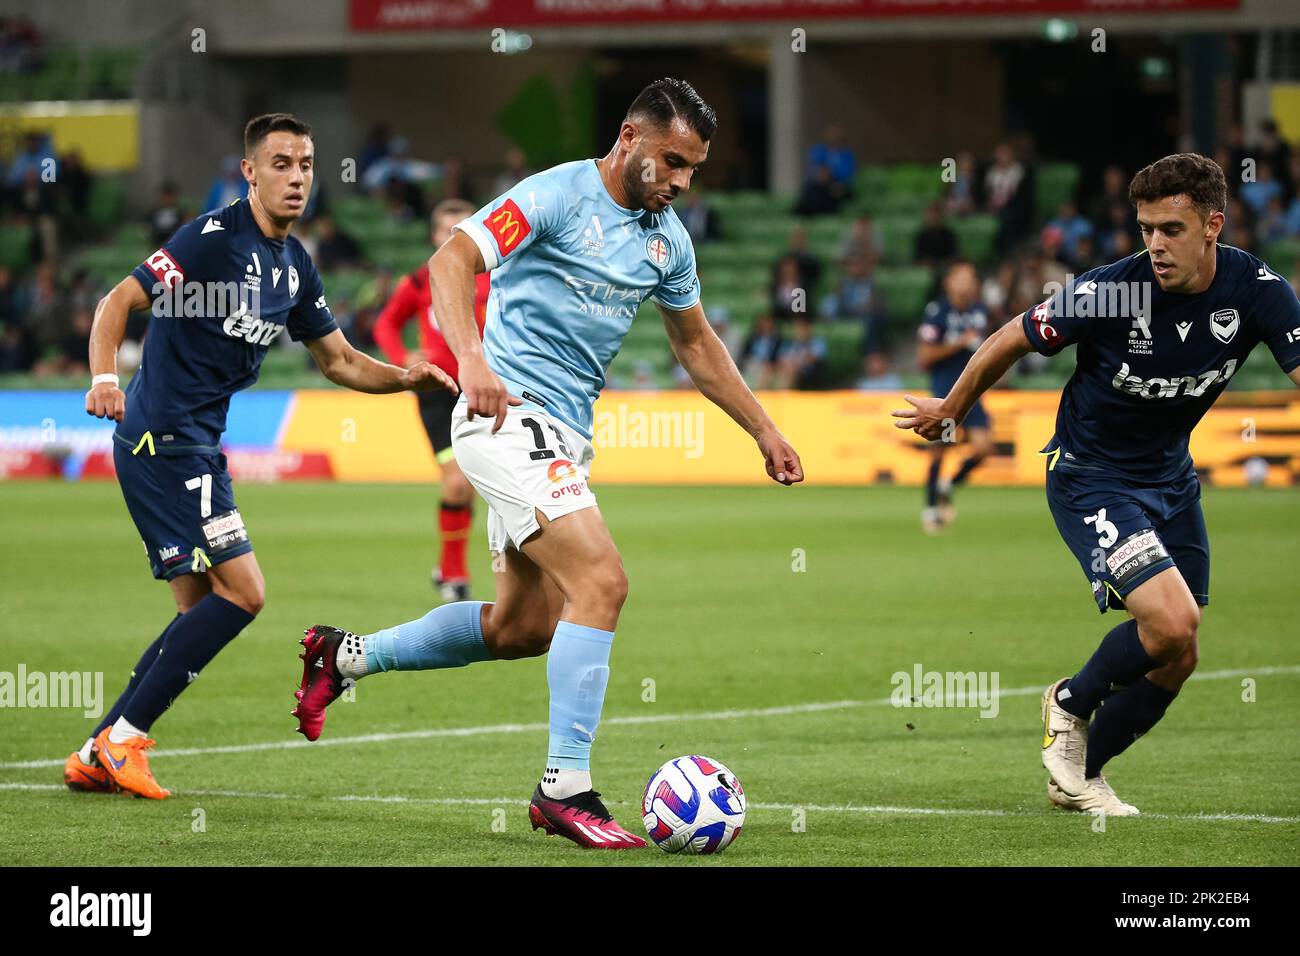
73, 113, 457, 799
893, 154, 1300, 815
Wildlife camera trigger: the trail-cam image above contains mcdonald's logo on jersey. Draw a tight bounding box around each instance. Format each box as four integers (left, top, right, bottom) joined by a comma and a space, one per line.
484, 199, 532, 257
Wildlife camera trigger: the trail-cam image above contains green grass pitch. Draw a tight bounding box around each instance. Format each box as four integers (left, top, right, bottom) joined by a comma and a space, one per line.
1, 480, 1297, 866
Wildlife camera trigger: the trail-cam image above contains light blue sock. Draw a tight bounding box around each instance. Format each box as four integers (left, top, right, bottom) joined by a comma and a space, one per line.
364, 601, 491, 673
546, 621, 614, 771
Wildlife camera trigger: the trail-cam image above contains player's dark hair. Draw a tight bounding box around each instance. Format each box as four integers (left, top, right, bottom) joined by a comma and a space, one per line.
625, 78, 717, 142
1127, 153, 1227, 221
244, 113, 313, 156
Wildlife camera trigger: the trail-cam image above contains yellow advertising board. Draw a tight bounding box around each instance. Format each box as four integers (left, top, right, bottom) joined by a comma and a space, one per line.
279, 389, 1300, 486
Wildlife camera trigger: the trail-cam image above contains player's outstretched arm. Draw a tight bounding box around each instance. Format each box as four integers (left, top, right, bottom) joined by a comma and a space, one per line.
429, 231, 521, 433
658, 301, 803, 485
85, 275, 150, 422
304, 329, 458, 395
893, 318, 1033, 440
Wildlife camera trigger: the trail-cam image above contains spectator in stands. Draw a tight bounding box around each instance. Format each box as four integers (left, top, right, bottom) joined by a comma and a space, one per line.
491, 147, 534, 197
823, 252, 886, 330
351, 267, 395, 349
781, 226, 823, 292
14, 166, 58, 261
314, 215, 364, 272
1258, 119, 1294, 202
357, 122, 393, 181
677, 191, 720, 244
739, 311, 783, 389
856, 352, 902, 391
432, 156, 471, 205
1047, 199, 1093, 263
770, 255, 806, 320
148, 181, 186, 245
32, 306, 91, 377
984, 142, 1034, 256
1070, 232, 1100, 272
1040, 226, 1070, 281
944, 152, 979, 217
1240, 160, 1283, 217
361, 135, 439, 193
1257, 195, 1288, 246
806, 125, 855, 191
1227, 221, 1256, 254
775, 316, 827, 390
0, 264, 31, 373
1086, 165, 1128, 233
794, 163, 844, 217
56, 149, 90, 227
1284, 193, 1300, 237
5, 131, 53, 189
205, 155, 248, 212
22, 260, 71, 361
914, 201, 957, 268
1223, 123, 1249, 195
837, 212, 884, 264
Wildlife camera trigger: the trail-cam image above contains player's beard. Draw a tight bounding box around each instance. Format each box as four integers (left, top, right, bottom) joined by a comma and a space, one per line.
621, 149, 655, 212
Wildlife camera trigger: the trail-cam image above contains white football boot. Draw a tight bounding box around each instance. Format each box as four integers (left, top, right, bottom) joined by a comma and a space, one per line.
921, 506, 943, 534
1048, 774, 1140, 816
1041, 678, 1089, 798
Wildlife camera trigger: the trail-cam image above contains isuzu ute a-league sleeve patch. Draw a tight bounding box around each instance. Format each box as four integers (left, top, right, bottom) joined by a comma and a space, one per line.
1105, 528, 1171, 589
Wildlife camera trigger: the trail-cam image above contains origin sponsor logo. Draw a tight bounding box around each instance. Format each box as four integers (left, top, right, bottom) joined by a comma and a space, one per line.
546, 459, 579, 483
1110, 359, 1237, 399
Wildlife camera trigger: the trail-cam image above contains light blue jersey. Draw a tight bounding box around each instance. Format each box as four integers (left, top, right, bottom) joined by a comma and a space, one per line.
455, 159, 701, 438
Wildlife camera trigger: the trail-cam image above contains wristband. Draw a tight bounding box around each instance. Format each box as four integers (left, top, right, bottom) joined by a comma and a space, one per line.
92, 373, 120, 387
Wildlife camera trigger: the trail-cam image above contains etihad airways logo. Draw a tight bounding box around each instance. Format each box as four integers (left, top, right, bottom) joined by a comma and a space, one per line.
1111, 359, 1237, 399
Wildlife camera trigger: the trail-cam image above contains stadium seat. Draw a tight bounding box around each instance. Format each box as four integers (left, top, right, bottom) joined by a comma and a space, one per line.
950, 214, 999, 266
1036, 162, 1081, 219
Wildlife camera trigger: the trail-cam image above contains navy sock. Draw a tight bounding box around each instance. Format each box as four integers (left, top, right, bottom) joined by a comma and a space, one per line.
92, 614, 181, 737
1057, 619, 1160, 721
1085, 677, 1178, 777
925, 459, 941, 507
122, 594, 255, 731
950, 454, 983, 487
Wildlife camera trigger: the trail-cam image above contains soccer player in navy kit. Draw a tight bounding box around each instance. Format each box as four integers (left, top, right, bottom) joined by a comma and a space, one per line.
916, 259, 995, 532
72, 114, 456, 799
894, 154, 1300, 814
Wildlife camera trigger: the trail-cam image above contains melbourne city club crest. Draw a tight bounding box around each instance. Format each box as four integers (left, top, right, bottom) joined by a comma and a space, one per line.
646, 233, 670, 268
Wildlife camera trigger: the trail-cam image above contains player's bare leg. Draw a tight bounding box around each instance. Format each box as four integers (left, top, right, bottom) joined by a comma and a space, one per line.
1044, 567, 1197, 813
433, 456, 475, 602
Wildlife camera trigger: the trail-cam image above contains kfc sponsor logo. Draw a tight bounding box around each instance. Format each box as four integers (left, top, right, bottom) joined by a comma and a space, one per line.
144, 250, 184, 289
1030, 301, 1059, 344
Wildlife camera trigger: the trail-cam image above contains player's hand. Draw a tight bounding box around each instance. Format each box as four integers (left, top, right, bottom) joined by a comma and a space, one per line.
401, 361, 459, 395
892, 394, 952, 441
85, 382, 125, 422
460, 356, 522, 434
757, 429, 804, 486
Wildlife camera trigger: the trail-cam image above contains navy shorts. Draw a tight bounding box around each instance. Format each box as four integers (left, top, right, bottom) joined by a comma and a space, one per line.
1045, 459, 1209, 613
962, 399, 990, 431
112, 436, 253, 581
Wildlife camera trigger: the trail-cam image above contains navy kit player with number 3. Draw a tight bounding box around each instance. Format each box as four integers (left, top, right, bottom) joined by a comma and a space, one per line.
894, 154, 1300, 815
73, 114, 457, 799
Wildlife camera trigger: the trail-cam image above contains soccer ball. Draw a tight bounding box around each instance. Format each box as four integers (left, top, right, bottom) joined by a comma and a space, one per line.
642, 755, 745, 854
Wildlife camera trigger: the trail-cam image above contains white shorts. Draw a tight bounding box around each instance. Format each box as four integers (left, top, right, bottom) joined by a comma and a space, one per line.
451, 399, 598, 552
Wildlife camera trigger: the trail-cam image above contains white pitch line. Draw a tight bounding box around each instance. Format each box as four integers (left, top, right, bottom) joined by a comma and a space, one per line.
2, 783, 1296, 824
2, 664, 1296, 771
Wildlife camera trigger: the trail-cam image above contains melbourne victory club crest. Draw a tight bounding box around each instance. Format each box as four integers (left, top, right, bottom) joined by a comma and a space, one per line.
1209, 308, 1239, 345
288, 266, 300, 298
646, 233, 670, 269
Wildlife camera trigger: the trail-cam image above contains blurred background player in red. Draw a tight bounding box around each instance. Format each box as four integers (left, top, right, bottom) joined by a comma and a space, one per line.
374, 199, 488, 600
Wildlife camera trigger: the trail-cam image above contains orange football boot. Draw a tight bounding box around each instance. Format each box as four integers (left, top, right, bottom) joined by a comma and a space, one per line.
94, 727, 170, 799
63, 750, 119, 793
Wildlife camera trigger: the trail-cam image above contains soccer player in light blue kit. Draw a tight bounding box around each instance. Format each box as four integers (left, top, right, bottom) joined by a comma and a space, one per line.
294, 79, 804, 848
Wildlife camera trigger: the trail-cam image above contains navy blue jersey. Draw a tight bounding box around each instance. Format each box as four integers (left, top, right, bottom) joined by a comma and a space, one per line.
919, 296, 990, 394
1022, 245, 1300, 482
121, 200, 337, 453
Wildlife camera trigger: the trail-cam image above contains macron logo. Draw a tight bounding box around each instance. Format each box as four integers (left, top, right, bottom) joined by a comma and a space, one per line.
201, 219, 224, 235
49, 886, 152, 936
